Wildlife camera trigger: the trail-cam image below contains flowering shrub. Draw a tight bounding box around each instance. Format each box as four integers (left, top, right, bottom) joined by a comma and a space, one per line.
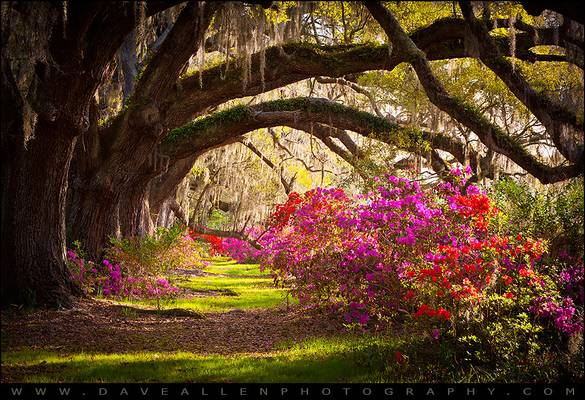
67, 252, 180, 307
260, 170, 583, 366
188, 229, 225, 256
66, 227, 191, 306
222, 227, 263, 263
260, 187, 368, 314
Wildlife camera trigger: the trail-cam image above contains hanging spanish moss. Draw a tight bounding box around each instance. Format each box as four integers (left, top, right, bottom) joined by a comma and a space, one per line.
62, 1, 67, 38
508, 14, 516, 72
2, 2, 59, 144
211, 2, 307, 90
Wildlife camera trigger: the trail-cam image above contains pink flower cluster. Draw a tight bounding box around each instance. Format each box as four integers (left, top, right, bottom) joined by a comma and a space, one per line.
259, 171, 584, 337
66, 251, 178, 300
222, 227, 263, 263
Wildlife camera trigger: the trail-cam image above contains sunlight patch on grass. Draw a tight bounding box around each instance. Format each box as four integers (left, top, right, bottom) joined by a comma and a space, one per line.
2, 333, 545, 383
1, 335, 399, 383
114, 260, 293, 313
204, 262, 268, 277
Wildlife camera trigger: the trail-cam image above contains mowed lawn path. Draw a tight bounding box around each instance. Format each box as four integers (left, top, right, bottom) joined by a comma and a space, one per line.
1, 259, 387, 383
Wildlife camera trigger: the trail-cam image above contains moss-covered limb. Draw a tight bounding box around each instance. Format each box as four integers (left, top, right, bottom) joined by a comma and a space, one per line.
163, 15, 560, 130
458, 2, 583, 164
161, 97, 465, 171
366, 2, 582, 184
163, 105, 252, 145
164, 42, 399, 128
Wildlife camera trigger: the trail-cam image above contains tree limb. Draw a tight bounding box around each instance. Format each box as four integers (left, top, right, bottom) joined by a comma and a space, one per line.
364, 2, 582, 184
162, 97, 578, 183
459, 1, 583, 164
163, 16, 572, 129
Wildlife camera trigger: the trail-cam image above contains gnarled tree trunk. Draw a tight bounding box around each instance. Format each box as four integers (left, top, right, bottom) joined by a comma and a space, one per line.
1, 119, 82, 306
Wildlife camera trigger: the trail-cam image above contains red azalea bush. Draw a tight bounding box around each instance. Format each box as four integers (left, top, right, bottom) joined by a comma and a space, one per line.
189, 229, 225, 256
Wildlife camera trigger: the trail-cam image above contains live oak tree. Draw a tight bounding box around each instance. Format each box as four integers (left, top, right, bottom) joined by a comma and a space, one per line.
84, 11, 583, 255
1, 1, 582, 307
1, 1, 184, 306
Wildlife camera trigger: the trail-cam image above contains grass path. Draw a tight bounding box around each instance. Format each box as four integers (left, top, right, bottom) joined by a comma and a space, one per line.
1, 259, 538, 383
2, 259, 384, 383
119, 258, 295, 313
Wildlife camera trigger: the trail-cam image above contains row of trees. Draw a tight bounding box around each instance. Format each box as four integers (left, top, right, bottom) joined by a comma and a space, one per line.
1, 1, 583, 306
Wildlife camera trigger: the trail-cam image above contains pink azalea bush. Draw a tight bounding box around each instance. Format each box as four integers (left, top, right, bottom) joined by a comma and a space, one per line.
221, 227, 263, 263
65, 225, 197, 304
259, 170, 583, 365
67, 252, 179, 303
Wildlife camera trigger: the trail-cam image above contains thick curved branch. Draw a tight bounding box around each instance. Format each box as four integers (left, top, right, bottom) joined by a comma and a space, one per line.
92, 3, 220, 192
164, 97, 580, 184
364, 2, 582, 184
163, 98, 428, 159
134, 2, 220, 103
159, 98, 488, 178
459, 1, 583, 164
163, 16, 570, 129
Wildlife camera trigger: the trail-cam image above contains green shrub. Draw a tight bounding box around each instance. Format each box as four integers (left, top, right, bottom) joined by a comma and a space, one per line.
491, 177, 584, 255
106, 224, 206, 277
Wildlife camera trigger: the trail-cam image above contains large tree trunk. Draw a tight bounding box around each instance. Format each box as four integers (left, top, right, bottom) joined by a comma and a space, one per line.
1, 28, 83, 306
1, 123, 82, 307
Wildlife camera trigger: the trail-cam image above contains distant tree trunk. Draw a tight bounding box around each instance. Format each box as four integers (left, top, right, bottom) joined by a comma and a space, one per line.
156, 199, 174, 228
119, 183, 155, 238
69, 185, 119, 259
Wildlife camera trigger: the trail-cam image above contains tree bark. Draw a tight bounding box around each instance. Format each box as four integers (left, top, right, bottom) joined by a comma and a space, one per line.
69, 185, 119, 259
119, 183, 155, 238
2, 122, 82, 307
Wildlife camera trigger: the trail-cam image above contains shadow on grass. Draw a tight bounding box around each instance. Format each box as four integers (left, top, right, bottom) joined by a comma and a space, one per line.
2, 333, 567, 383
109, 305, 205, 319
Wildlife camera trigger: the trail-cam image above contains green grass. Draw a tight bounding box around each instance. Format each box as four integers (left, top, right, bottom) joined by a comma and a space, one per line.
1, 332, 568, 383
112, 259, 295, 313
0, 335, 418, 383
202, 259, 267, 277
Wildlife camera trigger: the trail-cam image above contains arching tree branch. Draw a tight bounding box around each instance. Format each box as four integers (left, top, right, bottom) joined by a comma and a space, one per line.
459, 1, 583, 164
162, 97, 580, 184
364, 2, 582, 184
162, 16, 573, 130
